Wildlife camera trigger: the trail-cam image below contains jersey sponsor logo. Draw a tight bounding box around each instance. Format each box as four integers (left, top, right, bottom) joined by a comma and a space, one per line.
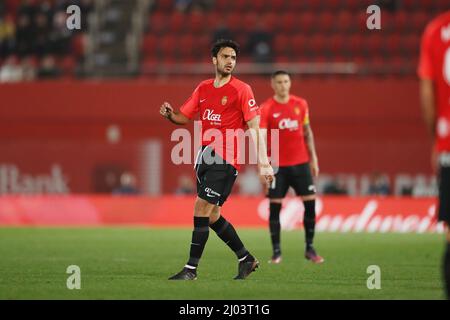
205, 187, 221, 198
308, 185, 316, 193
273, 113, 281, 118
248, 99, 258, 111
202, 109, 222, 122
221, 96, 228, 106
200, 98, 207, 103
279, 118, 299, 130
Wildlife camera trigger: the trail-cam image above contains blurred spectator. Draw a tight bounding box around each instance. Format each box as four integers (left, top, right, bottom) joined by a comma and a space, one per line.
34, 12, 51, 57
49, 10, 73, 55
237, 167, 262, 195
37, 55, 61, 79
15, 13, 35, 56
175, 174, 195, 195
0, 55, 23, 82
0, 15, 15, 58
20, 55, 37, 81
323, 177, 348, 195
247, 21, 273, 63
368, 172, 390, 195
113, 171, 140, 195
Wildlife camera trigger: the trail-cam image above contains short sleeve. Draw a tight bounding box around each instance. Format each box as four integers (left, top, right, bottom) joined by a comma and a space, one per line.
259, 102, 270, 129
417, 24, 435, 80
240, 84, 260, 122
303, 100, 310, 125
180, 84, 201, 119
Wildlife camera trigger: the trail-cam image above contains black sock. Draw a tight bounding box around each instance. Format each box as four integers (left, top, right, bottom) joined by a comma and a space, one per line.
303, 200, 316, 251
186, 216, 210, 269
269, 202, 282, 256
444, 242, 450, 299
210, 216, 249, 260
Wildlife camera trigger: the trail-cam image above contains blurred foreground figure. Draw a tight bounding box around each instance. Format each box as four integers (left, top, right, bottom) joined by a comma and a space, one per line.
418, 10, 450, 299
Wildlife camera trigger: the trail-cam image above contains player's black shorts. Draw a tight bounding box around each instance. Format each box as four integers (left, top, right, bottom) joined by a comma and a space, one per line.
268, 162, 316, 199
194, 146, 238, 207
438, 162, 450, 224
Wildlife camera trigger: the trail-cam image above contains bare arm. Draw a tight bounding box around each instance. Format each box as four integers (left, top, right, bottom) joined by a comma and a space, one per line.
159, 102, 190, 125
420, 79, 436, 138
304, 123, 319, 177
420, 78, 438, 172
247, 116, 274, 184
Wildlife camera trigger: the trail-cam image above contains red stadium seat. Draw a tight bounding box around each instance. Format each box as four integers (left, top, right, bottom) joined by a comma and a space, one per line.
391, 11, 408, 33
348, 34, 364, 57
317, 12, 335, 33
291, 35, 307, 56
329, 35, 345, 56
158, 36, 177, 58
179, 35, 195, 59
148, 13, 167, 35
336, 10, 353, 33
260, 13, 278, 31
274, 34, 290, 56
384, 34, 401, 56
411, 12, 429, 33
365, 33, 384, 57
279, 12, 297, 34
142, 34, 158, 57
298, 12, 315, 33
252, 0, 267, 13
309, 35, 327, 57
401, 34, 420, 57
168, 12, 185, 34
153, 0, 173, 13
187, 12, 205, 34
242, 13, 258, 33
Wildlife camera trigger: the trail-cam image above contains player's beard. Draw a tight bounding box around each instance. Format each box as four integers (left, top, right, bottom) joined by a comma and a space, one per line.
217, 64, 233, 77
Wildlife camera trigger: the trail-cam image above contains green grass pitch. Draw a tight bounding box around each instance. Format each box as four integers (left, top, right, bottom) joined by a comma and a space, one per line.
0, 227, 446, 299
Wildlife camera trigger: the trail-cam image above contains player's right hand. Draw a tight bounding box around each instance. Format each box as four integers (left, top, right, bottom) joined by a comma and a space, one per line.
160, 102, 173, 119
259, 163, 274, 187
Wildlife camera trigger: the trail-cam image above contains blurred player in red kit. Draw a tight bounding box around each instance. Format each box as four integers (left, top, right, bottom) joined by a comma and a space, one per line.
260, 71, 324, 264
418, 11, 450, 299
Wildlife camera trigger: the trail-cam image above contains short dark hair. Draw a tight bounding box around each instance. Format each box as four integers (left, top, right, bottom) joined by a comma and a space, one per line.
211, 39, 240, 57
271, 70, 291, 78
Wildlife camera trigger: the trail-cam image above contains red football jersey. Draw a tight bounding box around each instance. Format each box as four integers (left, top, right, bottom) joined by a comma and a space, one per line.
418, 11, 450, 152
260, 95, 311, 167
180, 76, 260, 170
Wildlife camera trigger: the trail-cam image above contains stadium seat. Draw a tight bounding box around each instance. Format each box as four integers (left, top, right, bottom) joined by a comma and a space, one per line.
279, 12, 297, 34
335, 10, 353, 33
242, 13, 258, 33
329, 35, 345, 57
142, 34, 158, 57
317, 11, 335, 33
384, 34, 402, 56
291, 35, 307, 57
274, 34, 290, 56
298, 12, 315, 34
148, 13, 167, 35
168, 12, 185, 34
186, 12, 205, 34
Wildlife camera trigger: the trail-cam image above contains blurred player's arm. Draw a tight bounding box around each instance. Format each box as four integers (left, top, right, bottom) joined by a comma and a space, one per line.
247, 116, 274, 184
159, 102, 190, 125
420, 79, 436, 137
304, 123, 319, 177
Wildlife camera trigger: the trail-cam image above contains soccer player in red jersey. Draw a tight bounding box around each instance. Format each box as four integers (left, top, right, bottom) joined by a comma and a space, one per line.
418, 11, 450, 299
160, 39, 274, 280
260, 70, 324, 264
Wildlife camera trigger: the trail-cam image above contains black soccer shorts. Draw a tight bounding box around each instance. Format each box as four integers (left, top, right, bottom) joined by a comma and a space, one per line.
194, 146, 238, 207
438, 161, 450, 224
268, 162, 316, 199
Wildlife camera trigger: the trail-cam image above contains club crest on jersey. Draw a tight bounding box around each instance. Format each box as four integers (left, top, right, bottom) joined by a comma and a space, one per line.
221, 96, 228, 106
294, 106, 300, 115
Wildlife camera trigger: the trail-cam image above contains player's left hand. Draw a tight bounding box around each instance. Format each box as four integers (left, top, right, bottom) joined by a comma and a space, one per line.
259, 163, 274, 187
310, 158, 319, 177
